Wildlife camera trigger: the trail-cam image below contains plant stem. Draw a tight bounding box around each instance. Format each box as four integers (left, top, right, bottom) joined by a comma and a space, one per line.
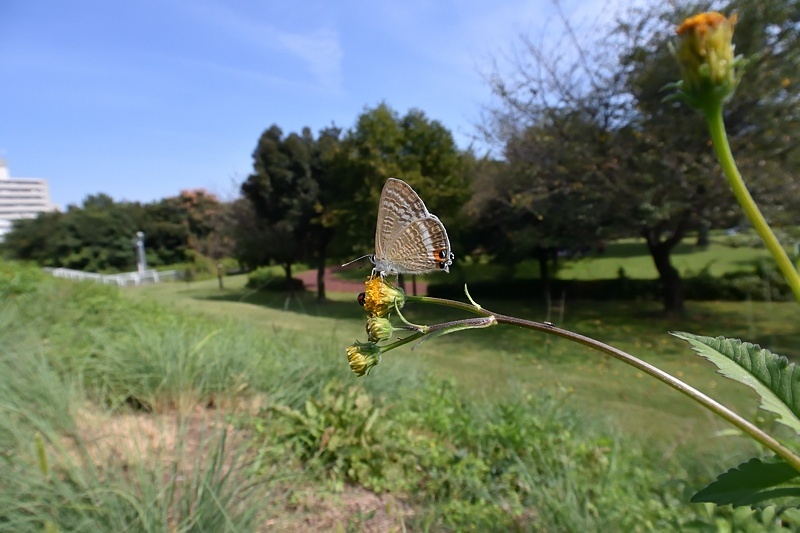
704, 103, 800, 302
403, 295, 800, 472
490, 312, 800, 472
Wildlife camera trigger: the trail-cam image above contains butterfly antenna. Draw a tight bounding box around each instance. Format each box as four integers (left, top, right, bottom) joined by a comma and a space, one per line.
341, 255, 372, 269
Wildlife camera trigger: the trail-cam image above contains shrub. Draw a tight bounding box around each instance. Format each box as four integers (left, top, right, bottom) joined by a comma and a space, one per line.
261, 381, 413, 493
246, 267, 305, 292
429, 265, 792, 302
0, 260, 45, 298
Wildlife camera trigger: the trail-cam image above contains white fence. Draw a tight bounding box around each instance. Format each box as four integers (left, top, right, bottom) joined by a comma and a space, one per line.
45, 267, 180, 286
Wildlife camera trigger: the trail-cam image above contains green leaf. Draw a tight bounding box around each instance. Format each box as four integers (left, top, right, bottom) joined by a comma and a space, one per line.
672, 332, 800, 435
692, 456, 800, 507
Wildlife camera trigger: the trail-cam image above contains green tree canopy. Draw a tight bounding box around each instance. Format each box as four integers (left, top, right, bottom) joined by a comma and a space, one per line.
240, 125, 319, 284
481, 0, 800, 313
0, 191, 222, 272
339, 103, 471, 262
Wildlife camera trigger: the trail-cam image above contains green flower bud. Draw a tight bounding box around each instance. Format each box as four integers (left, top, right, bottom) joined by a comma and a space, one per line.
671, 12, 742, 109
366, 316, 394, 342
346, 341, 382, 377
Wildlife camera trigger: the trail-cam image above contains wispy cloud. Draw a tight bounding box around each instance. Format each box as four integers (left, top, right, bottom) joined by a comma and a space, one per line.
274, 28, 342, 90
182, 0, 343, 91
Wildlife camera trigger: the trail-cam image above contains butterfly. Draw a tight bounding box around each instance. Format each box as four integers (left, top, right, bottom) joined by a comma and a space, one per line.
368, 178, 454, 276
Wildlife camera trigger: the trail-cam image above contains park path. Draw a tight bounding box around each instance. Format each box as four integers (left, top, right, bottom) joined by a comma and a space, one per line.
295, 266, 429, 295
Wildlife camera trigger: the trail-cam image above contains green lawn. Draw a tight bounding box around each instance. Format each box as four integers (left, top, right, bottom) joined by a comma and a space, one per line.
335, 234, 775, 285
6, 259, 799, 530
558, 236, 772, 280
132, 272, 799, 445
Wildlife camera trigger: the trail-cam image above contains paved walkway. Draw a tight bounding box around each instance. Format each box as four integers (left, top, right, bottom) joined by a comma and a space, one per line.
295, 266, 429, 295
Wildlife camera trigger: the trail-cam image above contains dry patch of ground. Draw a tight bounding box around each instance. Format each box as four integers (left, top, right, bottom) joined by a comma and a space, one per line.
265, 485, 413, 532
57, 405, 412, 531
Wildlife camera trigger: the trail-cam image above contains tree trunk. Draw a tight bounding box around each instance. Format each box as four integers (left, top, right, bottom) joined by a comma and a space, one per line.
216, 263, 224, 290
284, 262, 292, 289
651, 246, 684, 314
316, 240, 327, 302
696, 219, 710, 247
644, 227, 686, 315
537, 247, 551, 299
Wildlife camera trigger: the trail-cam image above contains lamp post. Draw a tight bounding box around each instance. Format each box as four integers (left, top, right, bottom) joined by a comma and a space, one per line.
135, 231, 147, 274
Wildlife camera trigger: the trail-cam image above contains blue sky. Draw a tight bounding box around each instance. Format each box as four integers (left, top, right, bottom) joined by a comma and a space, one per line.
1, 0, 617, 209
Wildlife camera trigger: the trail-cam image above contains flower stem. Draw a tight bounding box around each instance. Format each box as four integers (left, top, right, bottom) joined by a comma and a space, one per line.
409, 295, 800, 473
704, 103, 800, 302
406, 295, 488, 316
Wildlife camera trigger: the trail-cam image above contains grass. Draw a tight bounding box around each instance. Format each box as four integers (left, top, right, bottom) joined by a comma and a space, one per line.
0, 270, 284, 531
4, 257, 799, 530
335, 233, 775, 284
133, 273, 799, 443
559, 236, 772, 280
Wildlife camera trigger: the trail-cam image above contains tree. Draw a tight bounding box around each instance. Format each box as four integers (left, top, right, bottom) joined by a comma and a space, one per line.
1, 193, 214, 271
482, 0, 800, 314
238, 107, 468, 298
131, 199, 190, 266
191, 200, 237, 289
339, 103, 471, 268
307, 126, 348, 301
174, 189, 222, 242
471, 112, 617, 297
59, 194, 139, 272
241, 125, 320, 287
229, 197, 272, 271
1, 211, 65, 265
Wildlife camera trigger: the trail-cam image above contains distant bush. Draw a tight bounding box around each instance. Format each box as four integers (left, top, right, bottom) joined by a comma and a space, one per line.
0, 260, 45, 298
429, 278, 659, 301
429, 264, 792, 302
246, 267, 305, 292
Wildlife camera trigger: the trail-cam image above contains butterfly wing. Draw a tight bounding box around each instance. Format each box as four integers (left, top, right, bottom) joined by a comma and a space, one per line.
383, 215, 453, 274
374, 178, 430, 262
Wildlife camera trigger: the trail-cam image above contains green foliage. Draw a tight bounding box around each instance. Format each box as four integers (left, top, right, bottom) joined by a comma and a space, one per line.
252, 373, 771, 530
692, 456, 800, 508
0, 261, 281, 530
481, 0, 800, 313
246, 266, 305, 292
240, 125, 319, 275
0, 260, 45, 298
338, 103, 471, 258
6, 259, 800, 529
264, 381, 413, 492
1, 192, 230, 272
673, 333, 800, 435
87, 320, 262, 412
428, 272, 793, 302
0, 426, 267, 531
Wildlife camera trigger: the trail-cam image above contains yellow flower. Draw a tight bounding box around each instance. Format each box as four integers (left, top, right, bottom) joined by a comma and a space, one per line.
672, 11, 741, 108
346, 341, 382, 377
366, 316, 394, 342
362, 275, 405, 317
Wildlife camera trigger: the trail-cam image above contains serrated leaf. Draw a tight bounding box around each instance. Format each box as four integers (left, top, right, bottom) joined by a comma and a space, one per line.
692, 456, 800, 507
672, 332, 800, 435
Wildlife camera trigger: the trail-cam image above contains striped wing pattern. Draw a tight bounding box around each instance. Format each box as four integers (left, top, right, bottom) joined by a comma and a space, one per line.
373, 178, 452, 275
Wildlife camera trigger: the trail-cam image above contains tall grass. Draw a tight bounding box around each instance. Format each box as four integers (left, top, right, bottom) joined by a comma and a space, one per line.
0, 264, 283, 531
2, 261, 790, 530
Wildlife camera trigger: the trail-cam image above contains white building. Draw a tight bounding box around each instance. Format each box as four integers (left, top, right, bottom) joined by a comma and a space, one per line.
0, 159, 55, 240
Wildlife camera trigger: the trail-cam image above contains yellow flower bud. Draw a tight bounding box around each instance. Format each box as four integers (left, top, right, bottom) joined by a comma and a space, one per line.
346, 341, 382, 377
362, 275, 405, 318
671, 12, 741, 108
366, 316, 394, 342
